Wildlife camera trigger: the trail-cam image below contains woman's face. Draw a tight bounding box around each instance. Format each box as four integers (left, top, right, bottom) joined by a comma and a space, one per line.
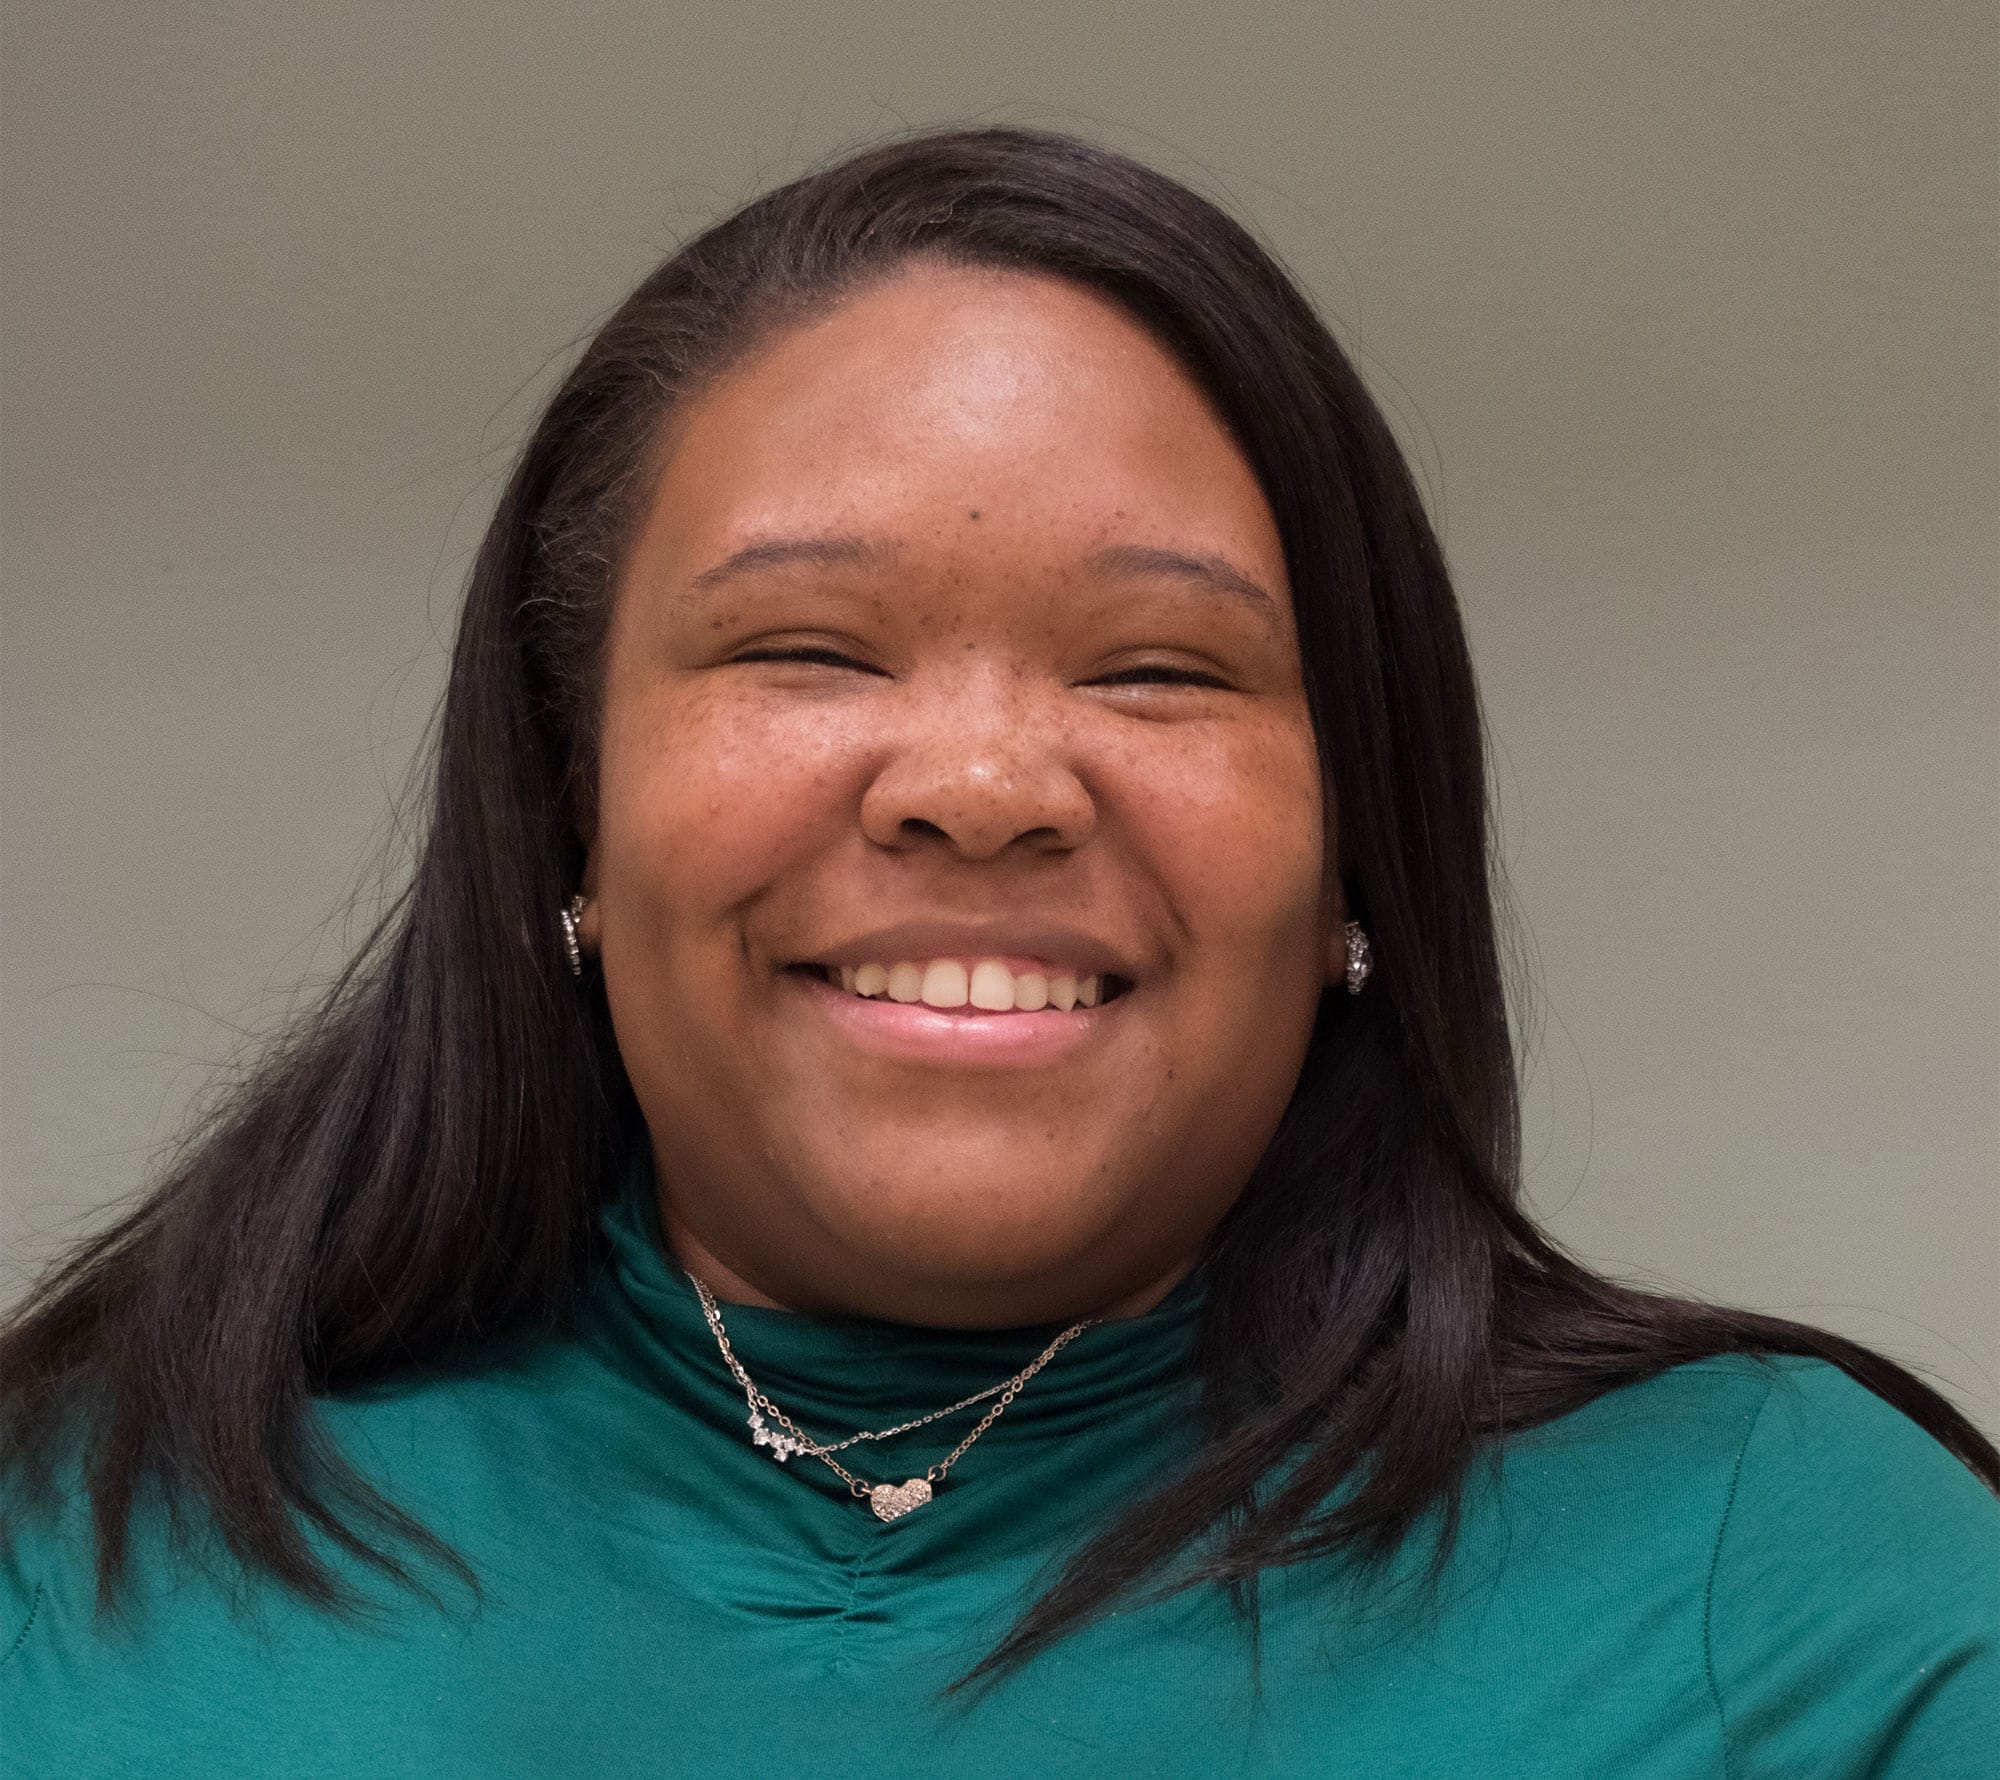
586, 262, 1340, 1327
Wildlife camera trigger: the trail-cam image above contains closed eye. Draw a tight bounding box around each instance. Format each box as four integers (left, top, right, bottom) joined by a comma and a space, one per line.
728, 650, 1229, 688
729, 646, 881, 673
1092, 665, 1233, 689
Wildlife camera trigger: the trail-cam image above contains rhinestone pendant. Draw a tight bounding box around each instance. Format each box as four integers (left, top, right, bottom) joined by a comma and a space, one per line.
869, 1478, 933, 1521
748, 1411, 803, 1463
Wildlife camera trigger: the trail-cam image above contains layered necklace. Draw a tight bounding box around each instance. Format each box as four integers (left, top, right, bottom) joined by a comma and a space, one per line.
686, 1270, 1097, 1521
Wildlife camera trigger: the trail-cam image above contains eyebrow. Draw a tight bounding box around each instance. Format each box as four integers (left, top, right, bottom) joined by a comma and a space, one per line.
1078, 543, 1280, 625
686, 535, 890, 591
684, 533, 1280, 625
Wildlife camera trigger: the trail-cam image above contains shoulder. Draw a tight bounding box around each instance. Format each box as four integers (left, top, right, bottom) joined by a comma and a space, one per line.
1716, 1353, 1998, 1541
0, 1326, 599, 1682
1488, 1354, 1996, 1775
1638, 1353, 2000, 1616
1474, 1354, 1981, 1618
1521, 1352, 1998, 1617
1689, 1353, 1997, 1619
1663, 1355, 1997, 1777
1511, 1350, 1994, 1516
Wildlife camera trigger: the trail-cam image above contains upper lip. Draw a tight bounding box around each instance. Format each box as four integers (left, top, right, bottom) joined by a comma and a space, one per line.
790, 921, 1144, 981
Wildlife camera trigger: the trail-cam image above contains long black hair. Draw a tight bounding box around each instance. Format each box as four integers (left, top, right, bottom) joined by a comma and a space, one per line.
4, 125, 1993, 1687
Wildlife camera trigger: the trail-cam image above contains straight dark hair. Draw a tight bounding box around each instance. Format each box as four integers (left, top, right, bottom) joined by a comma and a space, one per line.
4, 125, 1993, 1691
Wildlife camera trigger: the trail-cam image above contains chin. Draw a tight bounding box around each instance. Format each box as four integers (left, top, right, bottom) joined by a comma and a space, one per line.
805, 1184, 1126, 1316
839, 1194, 1099, 1273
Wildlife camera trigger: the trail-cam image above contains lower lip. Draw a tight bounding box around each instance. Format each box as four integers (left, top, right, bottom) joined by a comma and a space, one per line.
786, 969, 1124, 1067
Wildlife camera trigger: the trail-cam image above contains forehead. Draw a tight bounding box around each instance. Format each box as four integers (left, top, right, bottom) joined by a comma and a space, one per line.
629, 263, 1288, 605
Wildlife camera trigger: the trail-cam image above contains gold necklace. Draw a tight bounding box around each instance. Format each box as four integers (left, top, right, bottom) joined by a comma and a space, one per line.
686, 1270, 1097, 1521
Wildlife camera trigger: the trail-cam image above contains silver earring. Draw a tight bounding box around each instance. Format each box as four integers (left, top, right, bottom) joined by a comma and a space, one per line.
1343, 920, 1372, 995
559, 894, 588, 979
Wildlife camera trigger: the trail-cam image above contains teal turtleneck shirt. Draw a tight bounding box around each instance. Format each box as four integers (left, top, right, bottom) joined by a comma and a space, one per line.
4, 1154, 1995, 1776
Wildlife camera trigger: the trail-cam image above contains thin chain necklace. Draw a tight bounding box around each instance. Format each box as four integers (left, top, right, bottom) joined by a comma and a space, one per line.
686, 1270, 1097, 1522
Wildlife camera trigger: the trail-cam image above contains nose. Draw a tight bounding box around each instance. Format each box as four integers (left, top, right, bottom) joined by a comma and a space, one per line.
859, 676, 1095, 860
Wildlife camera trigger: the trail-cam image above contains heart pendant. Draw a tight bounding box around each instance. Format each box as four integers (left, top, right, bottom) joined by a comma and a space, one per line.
869, 1478, 934, 1522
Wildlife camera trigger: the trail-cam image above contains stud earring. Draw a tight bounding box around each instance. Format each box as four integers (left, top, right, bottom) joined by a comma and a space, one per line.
559, 894, 589, 979
1343, 920, 1372, 995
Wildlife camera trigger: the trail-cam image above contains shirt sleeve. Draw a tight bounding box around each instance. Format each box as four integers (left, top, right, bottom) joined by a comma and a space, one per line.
1705, 1357, 2000, 1779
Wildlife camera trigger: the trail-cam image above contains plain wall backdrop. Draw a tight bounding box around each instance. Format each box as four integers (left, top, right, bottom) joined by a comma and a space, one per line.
3, 2, 1995, 1429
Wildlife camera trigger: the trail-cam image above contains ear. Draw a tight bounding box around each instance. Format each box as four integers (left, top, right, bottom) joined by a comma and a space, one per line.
567, 771, 605, 948
1321, 879, 1350, 991
575, 836, 603, 953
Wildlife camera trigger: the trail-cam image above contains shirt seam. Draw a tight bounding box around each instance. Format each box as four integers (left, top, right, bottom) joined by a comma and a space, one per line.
2, 1581, 43, 1668
1702, 1369, 1778, 1780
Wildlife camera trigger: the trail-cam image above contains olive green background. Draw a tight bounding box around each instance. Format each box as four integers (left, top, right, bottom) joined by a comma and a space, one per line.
3, 3, 1994, 1429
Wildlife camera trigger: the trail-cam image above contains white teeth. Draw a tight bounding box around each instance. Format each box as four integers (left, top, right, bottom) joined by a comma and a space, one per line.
968, 961, 1015, 1011
820, 957, 1115, 1012
919, 960, 970, 1009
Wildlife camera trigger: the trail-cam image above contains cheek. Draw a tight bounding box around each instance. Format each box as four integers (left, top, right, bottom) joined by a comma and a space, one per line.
1120, 717, 1326, 958
595, 682, 854, 928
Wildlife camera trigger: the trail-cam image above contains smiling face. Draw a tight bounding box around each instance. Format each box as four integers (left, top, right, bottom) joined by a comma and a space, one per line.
584, 262, 1341, 1327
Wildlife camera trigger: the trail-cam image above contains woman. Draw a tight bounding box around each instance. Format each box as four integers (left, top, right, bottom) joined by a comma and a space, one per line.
2, 126, 1993, 1777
